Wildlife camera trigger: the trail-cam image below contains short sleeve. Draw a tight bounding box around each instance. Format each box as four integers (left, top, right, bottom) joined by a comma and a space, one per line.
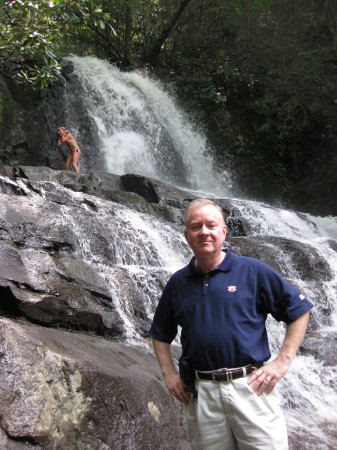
257, 261, 314, 323
148, 279, 178, 343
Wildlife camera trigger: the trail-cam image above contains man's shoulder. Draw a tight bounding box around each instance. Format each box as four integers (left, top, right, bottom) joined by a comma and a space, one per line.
229, 251, 270, 272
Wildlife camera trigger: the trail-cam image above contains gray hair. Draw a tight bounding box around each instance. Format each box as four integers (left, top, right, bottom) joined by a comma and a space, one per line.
184, 199, 225, 227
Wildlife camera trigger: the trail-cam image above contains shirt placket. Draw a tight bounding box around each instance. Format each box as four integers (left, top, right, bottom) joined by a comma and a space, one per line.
203, 274, 210, 295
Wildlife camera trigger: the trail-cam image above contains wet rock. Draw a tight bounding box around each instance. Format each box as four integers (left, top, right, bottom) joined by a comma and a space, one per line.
0, 165, 335, 449
228, 235, 334, 328
121, 174, 161, 203
228, 236, 332, 282
0, 160, 7, 176
301, 331, 337, 367
0, 319, 189, 449
0, 242, 124, 337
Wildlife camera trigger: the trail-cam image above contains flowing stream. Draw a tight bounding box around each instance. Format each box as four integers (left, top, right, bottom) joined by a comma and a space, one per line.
58, 56, 336, 448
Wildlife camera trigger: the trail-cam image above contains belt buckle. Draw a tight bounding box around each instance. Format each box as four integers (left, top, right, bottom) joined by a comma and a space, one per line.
212, 368, 229, 382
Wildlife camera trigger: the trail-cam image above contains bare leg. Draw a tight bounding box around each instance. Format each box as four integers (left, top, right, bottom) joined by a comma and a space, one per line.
72, 149, 81, 175
65, 154, 72, 171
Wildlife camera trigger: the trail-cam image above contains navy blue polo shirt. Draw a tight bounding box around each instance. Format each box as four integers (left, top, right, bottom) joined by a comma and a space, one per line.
149, 249, 313, 371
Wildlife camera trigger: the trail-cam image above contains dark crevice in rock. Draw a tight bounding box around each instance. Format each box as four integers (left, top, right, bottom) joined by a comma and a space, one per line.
121, 174, 160, 204
0, 427, 41, 448
13, 166, 29, 180
0, 286, 22, 318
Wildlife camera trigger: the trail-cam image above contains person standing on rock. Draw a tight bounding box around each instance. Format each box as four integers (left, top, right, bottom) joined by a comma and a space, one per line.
149, 198, 313, 450
57, 127, 81, 175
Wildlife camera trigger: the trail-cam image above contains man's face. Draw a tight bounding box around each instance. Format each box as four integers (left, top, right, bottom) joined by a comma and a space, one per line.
184, 205, 227, 258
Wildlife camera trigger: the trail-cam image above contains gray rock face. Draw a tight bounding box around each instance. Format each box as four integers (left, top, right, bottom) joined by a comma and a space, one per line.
0, 319, 188, 449
0, 165, 336, 449
0, 166, 195, 449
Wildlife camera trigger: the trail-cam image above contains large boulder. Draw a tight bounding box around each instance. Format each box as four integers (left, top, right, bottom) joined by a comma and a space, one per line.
0, 318, 189, 449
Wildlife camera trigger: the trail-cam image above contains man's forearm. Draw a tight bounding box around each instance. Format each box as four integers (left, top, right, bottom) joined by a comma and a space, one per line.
152, 338, 190, 404
152, 338, 177, 377
248, 310, 311, 395
278, 310, 311, 364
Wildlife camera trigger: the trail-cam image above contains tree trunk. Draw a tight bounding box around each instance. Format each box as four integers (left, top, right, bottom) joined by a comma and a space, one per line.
123, 2, 133, 67
146, 0, 191, 66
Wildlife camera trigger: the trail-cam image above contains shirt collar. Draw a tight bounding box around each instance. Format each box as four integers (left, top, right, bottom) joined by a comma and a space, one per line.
186, 248, 234, 276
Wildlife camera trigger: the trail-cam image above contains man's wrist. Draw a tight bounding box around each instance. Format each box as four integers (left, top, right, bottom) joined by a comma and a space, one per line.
276, 352, 293, 367
163, 367, 178, 377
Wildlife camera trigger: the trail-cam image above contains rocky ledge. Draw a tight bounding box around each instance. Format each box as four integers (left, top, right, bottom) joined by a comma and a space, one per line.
0, 164, 335, 449
0, 165, 197, 449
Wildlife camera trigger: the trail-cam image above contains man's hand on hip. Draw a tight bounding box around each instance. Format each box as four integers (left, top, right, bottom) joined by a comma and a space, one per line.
247, 357, 290, 395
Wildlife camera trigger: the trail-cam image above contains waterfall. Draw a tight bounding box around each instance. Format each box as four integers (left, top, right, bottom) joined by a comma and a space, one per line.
63, 55, 232, 195
56, 56, 336, 448
229, 199, 337, 445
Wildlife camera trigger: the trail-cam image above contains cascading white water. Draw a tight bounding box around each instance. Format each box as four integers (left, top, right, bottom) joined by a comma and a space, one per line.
38, 184, 191, 341
64, 55, 232, 194
230, 199, 337, 447
57, 56, 336, 448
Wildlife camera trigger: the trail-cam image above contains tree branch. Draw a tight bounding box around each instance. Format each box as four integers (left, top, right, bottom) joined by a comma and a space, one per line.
146, 0, 191, 65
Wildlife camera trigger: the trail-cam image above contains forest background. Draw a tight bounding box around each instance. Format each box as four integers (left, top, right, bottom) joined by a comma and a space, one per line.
1, 0, 337, 216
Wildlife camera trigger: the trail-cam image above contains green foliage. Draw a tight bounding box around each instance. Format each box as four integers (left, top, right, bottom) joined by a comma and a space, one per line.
0, 0, 107, 88
0, 0, 336, 211
0, 0, 191, 85
161, 0, 337, 207
4, 146, 13, 158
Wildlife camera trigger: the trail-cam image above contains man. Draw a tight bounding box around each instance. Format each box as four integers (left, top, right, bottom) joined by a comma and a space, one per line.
149, 198, 313, 449
57, 127, 81, 175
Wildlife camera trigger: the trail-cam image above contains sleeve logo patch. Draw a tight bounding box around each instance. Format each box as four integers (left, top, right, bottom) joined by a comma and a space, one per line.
228, 286, 237, 293
299, 294, 306, 300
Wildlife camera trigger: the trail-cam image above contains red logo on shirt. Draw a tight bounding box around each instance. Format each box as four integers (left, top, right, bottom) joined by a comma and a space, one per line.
228, 286, 237, 292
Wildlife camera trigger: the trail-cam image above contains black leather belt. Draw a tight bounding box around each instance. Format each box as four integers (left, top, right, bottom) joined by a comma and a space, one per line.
196, 363, 263, 382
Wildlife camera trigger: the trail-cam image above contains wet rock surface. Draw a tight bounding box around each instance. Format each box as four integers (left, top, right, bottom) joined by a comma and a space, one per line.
0, 165, 336, 449
0, 319, 189, 449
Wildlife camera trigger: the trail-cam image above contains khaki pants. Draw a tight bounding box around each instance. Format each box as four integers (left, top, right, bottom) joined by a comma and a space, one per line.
185, 377, 288, 450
